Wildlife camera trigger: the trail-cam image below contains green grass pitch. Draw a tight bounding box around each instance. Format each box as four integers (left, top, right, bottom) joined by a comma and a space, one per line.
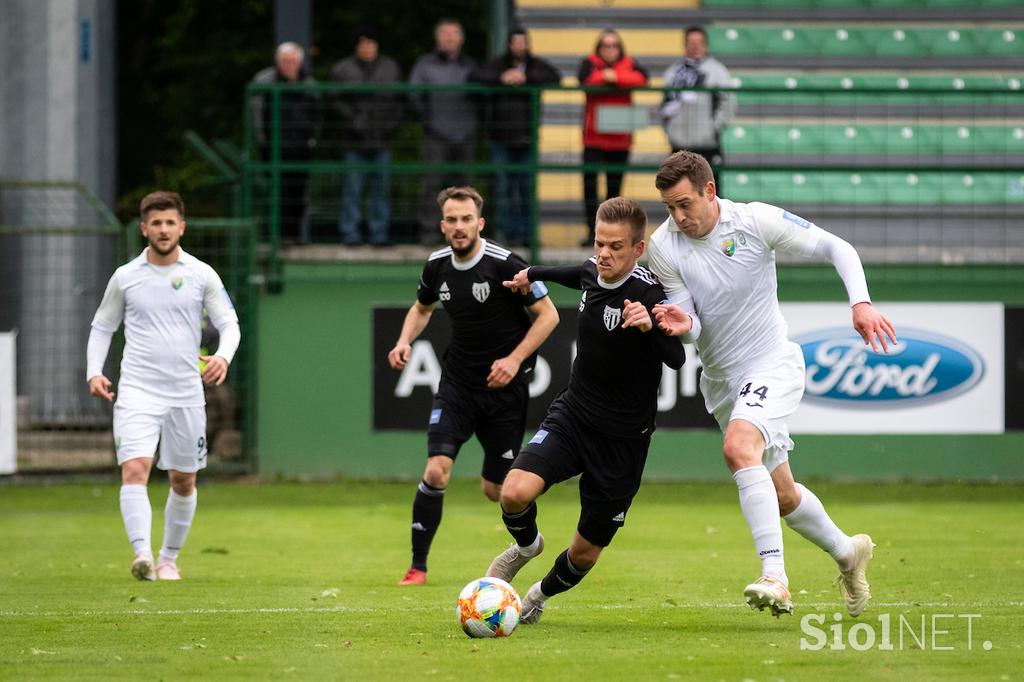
1, 479, 1021, 680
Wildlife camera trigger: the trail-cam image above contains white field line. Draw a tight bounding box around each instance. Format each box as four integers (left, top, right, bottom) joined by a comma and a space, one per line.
1, 601, 1021, 619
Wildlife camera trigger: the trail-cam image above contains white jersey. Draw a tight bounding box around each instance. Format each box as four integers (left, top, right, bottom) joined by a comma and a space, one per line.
90, 248, 238, 407
647, 198, 825, 380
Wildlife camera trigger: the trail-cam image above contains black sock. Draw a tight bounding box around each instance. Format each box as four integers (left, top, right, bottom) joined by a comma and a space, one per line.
501, 501, 539, 548
410, 480, 445, 571
540, 549, 590, 597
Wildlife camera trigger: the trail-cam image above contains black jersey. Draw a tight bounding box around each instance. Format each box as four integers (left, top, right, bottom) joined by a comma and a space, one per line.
528, 258, 685, 437
417, 239, 548, 390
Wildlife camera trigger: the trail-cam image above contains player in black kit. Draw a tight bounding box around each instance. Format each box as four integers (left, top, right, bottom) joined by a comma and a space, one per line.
388, 186, 559, 585
486, 196, 685, 623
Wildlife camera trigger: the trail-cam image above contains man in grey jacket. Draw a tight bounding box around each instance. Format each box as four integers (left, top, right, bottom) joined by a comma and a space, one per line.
660, 26, 735, 193
409, 19, 478, 246
331, 26, 402, 246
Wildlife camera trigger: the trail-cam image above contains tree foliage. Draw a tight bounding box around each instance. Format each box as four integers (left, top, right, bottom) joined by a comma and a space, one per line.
117, 0, 489, 219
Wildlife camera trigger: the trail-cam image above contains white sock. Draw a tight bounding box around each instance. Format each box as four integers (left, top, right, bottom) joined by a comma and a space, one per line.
119, 484, 152, 557
783, 483, 855, 568
159, 489, 197, 564
520, 533, 543, 558
733, 465, 787, 584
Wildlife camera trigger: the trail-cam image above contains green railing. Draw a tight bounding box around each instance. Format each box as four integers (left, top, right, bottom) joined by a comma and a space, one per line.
243, 81, 1024, 276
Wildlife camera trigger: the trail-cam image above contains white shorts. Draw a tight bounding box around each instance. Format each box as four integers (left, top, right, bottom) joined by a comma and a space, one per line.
700, 341, 805, 473
113, 403, 208, 473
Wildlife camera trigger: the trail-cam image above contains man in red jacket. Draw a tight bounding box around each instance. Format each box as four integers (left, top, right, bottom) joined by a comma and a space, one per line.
578, 30, 649, 246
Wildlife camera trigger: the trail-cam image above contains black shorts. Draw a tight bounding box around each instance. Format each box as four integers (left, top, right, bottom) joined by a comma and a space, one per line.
512, 398, 650, 547
427, 378, 529, 484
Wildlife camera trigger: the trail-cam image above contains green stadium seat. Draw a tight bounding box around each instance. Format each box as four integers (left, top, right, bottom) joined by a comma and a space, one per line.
707, 26, 1017, 59
723, 170, 1024, 205
722, 123, 1022, 157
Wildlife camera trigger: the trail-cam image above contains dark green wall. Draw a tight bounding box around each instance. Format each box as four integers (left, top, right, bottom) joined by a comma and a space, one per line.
256, 262, 1024, 480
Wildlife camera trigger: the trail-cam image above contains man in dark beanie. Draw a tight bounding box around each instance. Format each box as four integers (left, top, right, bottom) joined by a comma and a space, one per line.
331, 26, 402, 246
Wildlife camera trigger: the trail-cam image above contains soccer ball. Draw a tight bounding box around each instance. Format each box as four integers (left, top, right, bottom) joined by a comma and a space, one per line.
456, 577, 522, 638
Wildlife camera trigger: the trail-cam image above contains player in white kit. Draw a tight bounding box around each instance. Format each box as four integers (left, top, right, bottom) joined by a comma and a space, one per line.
646, 152, 896, 618
87, 191, 241, 581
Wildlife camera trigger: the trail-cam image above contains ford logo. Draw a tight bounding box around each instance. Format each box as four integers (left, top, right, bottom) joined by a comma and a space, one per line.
795, 328, 985, 408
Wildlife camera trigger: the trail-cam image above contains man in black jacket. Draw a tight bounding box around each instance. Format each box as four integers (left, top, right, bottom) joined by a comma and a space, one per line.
487, 197, 685, 625
470, 28, 561, 247
331, 27, 402, 246
251, 43, 318, 244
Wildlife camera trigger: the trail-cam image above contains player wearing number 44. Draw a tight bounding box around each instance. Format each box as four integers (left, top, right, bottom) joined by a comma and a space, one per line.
647, 151, 897, 619
86, 191, 241, 582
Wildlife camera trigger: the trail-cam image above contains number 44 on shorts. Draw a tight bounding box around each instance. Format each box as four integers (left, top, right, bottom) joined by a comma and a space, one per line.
738, 383, 768, 401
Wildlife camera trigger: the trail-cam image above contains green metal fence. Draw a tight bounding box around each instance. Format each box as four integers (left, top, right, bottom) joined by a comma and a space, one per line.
242, 80, 1024, 276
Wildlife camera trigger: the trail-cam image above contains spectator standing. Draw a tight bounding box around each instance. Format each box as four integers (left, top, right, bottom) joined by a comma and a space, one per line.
410, 19, 478, 246
660, 26, 736, 193
577, 30, 648, 247
251, 42, 318, 244
470, 28, 561, 247
331, 26, 402, 246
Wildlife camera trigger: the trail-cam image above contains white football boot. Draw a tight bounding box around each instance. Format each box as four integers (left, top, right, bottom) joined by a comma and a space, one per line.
519, 581, 547, 625
131, 553, 156, 581
835, 533, 875, 617
486, 533, 544, 582
744, 576, 793, 617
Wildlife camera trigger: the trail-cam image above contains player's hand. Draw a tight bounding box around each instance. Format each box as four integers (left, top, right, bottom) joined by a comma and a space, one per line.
88, 374, 115, 402
503, 268, 532, 295
487, 356, 521, 388
852, 302, 897, 353
652, 303, 693, 337
201, 355, 229, 386
603, 68, 617, 83
621, 299, 653, 332
388, 342, 412, 370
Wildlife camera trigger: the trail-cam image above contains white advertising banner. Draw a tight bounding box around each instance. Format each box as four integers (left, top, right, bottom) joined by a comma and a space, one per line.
783, 303, 1004, 434
0, 332, 16, 474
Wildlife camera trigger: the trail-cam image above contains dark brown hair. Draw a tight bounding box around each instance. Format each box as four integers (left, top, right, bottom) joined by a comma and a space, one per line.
655, 151, 714, 193
593, 29, 625, 57
436, 186, 484, 215
596, 196, 647, 243
140, 191, 185, 220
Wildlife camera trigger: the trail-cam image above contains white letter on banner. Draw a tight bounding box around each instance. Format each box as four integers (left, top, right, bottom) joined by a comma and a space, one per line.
394, 340, 441, 397
528, 356, 551, 398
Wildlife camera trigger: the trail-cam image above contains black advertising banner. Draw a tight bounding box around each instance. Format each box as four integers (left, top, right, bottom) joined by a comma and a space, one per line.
373, 306, 717, 431
1006, 307, 1024, 431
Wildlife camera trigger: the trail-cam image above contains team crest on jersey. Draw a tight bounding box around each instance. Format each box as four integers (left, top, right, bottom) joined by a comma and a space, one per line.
603, 305, 621, 331
720, 232, 746, 257
171, 276, 184, 290
579, 290, 587, 312
472, 281, 490, 303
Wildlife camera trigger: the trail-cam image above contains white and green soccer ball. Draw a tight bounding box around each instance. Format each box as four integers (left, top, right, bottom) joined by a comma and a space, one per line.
456, 577, 522, 638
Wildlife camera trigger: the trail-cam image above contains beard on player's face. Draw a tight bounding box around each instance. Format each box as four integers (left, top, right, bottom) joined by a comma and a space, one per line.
448, 233, 478, 257
148, 233, 180, 255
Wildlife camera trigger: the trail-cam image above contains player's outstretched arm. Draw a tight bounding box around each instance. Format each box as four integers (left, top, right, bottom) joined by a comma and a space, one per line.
487, 296, 559, 389
388, 301, 435, 370
852, 302, 897, 353
502, 268, 532, 294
